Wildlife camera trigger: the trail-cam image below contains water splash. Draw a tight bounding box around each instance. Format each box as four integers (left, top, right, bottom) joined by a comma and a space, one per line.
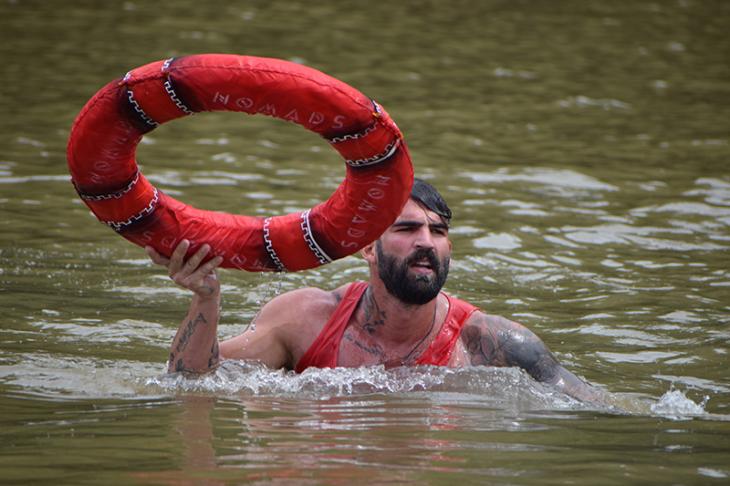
649, 389, 709, 420
146, 361, 588, 411
3, 352, 723, 421
142, 363, 730, 421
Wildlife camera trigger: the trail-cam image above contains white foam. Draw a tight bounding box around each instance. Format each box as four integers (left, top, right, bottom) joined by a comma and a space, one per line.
650, 389, 708, 419
145, 362, 580, 411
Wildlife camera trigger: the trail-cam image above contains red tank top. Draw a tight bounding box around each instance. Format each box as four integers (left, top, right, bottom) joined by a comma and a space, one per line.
295, 282, 479, 373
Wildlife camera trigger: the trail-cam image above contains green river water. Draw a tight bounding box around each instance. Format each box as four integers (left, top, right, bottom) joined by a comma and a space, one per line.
1, 1, 729, 484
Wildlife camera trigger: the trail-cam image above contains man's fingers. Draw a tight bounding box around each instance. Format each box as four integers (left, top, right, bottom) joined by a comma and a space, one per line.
150, 239, 223, 293
145, 246, 170, 266
168, 239, 190, 275
183, 243, 211, 273
189, 255, 224, 282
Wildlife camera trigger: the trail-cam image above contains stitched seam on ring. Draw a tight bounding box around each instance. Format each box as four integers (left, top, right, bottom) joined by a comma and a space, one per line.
126, 88, 159, 128
104, 188, 159, 231
263, 217, 286, 272
162, 58, 195, 115
345, 139, 400, 167
300, 209, 332, 265
328, 123, 376, 143
76, 171, 140, 201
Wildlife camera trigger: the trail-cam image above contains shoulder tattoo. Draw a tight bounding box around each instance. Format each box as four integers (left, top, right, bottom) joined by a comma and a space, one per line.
463, 314, 561, 383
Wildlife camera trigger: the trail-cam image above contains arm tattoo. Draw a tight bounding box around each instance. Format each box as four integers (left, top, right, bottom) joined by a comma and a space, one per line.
464, 314, 560, 382
463, 323, 500, 365
463, 314, 603, 403
169, 312, 216, 373
208, 341, 220, 369
175, 313, 209, 353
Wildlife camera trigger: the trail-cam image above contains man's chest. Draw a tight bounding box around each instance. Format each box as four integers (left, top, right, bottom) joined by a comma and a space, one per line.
335, 325, 471, 368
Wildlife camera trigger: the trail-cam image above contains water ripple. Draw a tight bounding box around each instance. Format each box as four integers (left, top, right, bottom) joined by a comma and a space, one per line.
463, 168, 618, 193
560, 223, 727, 251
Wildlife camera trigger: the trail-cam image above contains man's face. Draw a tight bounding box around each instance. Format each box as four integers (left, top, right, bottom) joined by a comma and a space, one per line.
374, 199, 451, 305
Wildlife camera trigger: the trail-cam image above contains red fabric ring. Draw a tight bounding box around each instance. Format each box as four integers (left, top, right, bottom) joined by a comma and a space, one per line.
67, 54, 413, 271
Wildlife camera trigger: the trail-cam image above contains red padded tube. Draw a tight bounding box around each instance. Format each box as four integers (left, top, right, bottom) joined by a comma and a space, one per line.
67, 54, 413, 271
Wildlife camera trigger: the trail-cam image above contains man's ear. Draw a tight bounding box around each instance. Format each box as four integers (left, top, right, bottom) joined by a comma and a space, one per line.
360, 241, 376, 264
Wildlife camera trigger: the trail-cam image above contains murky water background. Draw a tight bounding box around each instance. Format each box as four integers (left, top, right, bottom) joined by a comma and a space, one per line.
1, 0, 729, 484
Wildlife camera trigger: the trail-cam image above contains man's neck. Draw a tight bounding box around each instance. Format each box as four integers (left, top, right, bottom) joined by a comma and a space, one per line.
358, 281, 441, 347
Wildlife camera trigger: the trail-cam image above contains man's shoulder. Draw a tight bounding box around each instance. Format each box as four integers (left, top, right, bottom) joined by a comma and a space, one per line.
461, 310, 521, 330
460, 311, 535, 343
258, 283, 355, 324
443, 292, 481, 316
458, 310, 551, 368
439, 292, 505, 328
252, 284, 356, 365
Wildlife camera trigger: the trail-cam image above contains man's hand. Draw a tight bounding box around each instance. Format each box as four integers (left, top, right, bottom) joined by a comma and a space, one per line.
148, 240, 224, 374
146, 240, 223, 299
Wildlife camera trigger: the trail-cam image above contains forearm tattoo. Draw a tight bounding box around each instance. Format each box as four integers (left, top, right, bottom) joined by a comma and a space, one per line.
208, 340, 220, 369
169, 312, 219, 373
176, 313, 208, 353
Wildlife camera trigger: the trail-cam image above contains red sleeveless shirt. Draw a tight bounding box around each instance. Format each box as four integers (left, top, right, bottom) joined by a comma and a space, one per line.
295, 282, 479, 373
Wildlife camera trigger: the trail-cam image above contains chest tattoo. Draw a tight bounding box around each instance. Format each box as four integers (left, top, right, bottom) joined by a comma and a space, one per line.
343, 329, 385, 358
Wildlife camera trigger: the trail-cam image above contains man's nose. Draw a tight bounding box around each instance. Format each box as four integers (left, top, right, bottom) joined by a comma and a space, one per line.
413, 227, 435, 249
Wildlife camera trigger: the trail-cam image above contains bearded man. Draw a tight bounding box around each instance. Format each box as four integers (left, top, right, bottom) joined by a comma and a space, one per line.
148, 179, 602, 402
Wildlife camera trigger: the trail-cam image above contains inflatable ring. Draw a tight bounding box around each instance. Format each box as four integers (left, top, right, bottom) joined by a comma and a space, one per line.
67, 54, 413, 271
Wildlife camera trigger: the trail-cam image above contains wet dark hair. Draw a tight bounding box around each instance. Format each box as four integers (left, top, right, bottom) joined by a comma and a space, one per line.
410, 178, 452, 225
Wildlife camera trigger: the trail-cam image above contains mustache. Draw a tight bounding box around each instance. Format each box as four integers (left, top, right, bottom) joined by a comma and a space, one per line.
405, 248, 440, 270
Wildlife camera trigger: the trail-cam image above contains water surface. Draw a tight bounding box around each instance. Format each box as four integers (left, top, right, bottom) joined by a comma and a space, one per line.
1, 1, 729, 484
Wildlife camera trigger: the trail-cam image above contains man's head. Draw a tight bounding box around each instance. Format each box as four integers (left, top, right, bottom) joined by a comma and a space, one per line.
363, 179, 453, 305
410, 178, 452, 227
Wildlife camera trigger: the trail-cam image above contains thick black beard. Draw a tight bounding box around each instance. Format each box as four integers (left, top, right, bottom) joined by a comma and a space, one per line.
376, 242, 450, 305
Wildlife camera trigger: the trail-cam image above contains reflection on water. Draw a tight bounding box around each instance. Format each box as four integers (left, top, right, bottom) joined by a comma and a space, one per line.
2, 0, 730, 483
1, 365, 724, 485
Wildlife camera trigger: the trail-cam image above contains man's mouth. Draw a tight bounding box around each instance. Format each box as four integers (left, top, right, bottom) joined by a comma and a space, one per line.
408, 256, 436, 275
411, 259, 432, 269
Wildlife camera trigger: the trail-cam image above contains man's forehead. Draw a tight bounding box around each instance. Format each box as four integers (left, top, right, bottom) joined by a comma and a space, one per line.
393, 199, 447, 226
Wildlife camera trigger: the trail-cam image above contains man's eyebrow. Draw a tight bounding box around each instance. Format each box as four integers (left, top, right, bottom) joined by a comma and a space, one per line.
392, 220, 449, 230
392, 220, 422, 227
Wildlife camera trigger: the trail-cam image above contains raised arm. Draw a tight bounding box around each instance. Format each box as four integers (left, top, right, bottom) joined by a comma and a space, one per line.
147, 240, 223, 374
149, 240, 335, 373
462, 313, 604, 403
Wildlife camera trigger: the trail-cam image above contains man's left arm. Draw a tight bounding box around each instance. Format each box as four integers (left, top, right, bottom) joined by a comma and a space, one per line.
462, 313, 605, 403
